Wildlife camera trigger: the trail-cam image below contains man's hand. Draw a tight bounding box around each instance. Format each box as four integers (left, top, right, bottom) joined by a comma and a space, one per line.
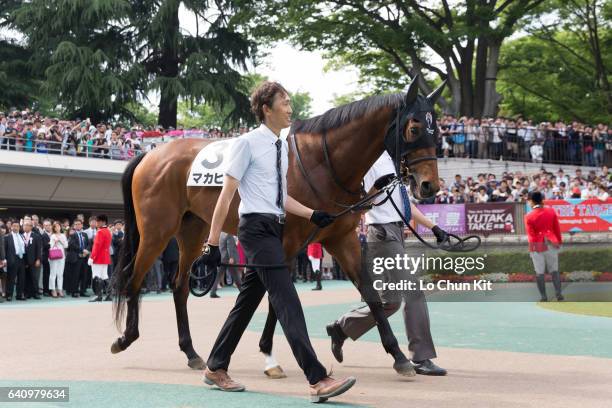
35, 259, 40, 268
310, 210, 335, 228
202, 244, 221, 268
373, 173, 396, 190
432, 225, 449, 245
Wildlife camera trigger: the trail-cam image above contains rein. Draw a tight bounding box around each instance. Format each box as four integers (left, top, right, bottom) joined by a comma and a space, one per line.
188, 180, 397, 296
190, 100, 478, 296
384, 189, 482, 253
290, 132, 364, 208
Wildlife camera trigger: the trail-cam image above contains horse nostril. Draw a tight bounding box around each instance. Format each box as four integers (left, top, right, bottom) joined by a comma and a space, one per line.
420, 181, 433, 196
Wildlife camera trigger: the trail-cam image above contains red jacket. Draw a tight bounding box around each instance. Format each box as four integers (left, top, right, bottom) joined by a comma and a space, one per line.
524, 206, 562, 252
307, 243, 323, 259
91, 226, 112, 265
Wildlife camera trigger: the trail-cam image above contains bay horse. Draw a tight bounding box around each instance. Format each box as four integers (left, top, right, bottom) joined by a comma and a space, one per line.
111, 76, 445, 375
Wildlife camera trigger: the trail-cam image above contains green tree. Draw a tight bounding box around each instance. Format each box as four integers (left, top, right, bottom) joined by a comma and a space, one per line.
0, 40, 41, 109
241, 0, 545, 117
330, 91, 364, 108
502, 0, 611, 121
290, 91, 313, 120
10, 0, 256, 126
498, 30, 610, 123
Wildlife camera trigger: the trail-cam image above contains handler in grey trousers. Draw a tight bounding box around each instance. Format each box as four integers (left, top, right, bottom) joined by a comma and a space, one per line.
210, 232, 241, 298
326, 151, 448, 376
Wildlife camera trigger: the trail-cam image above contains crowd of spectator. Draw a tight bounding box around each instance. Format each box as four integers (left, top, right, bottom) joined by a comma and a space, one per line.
438, 116, 611, 166
431, 165, 611, 204
1, 108, 609, 167
0, 214, 339, 302
0, 214, 180, 302
0, 108, 246, 159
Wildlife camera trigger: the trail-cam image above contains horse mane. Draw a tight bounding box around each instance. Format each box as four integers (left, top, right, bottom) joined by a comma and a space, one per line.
290, 93, 404, 134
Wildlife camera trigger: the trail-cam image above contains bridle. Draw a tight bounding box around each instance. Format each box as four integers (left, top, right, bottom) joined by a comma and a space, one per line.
290, 99, 439, 208
189, 99, 481, 297
386, 99, 438, 189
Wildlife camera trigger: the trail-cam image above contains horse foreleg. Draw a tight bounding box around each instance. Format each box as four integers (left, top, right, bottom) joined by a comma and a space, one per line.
324, 233, 413, 376
357, 284, 413, 376
259, 300, 277, 354
175, 213, 209, 369
258, 301, 286, 378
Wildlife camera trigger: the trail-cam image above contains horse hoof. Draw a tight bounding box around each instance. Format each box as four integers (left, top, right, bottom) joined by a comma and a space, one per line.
110, 340, 124, 354
264, 365, 287, 379
393, 360, 416, 377
188, 356, 206, 370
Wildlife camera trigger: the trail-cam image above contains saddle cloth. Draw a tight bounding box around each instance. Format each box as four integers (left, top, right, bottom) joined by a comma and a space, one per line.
187, 139, 237, 187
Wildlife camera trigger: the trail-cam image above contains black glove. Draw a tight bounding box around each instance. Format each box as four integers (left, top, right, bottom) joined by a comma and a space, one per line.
432, 225, 449, 245
310, 210, 335, 228
201, 244, 221, 267
373, 173, 396, 190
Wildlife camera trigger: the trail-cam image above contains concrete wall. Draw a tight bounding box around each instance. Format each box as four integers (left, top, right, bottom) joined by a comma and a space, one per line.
0, 150, 125, 206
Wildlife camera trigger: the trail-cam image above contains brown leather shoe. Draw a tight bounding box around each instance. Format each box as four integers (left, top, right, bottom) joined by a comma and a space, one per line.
264, 365, 287, 379
310, 375, 356, 403
203, 368, 245, 392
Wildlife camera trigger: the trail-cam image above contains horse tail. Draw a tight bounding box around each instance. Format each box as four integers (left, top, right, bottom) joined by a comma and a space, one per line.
112, 152, 147, 330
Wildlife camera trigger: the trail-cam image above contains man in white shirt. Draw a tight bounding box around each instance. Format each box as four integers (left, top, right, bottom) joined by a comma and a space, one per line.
201, 81, 356, 402
325, 152, 448, 377
556, 169, 569, 187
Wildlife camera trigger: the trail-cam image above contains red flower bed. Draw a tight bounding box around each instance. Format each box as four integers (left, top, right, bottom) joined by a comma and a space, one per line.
596, 272, 612, 282
508, 273, 536, 282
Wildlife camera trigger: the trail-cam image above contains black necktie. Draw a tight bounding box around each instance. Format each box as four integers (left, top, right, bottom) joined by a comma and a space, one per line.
78, 232, 83, 250
275, 139, 283, 210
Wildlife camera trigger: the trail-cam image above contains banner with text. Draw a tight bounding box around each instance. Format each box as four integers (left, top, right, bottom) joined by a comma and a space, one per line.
525, 198, 612, 233
415, 204, 466, 235
467, 203, 516, 234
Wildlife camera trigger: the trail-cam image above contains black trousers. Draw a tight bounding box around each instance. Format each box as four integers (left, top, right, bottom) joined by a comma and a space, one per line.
42, 260, 50, 293
24, 263, 39, 297
206, 214, 327, 385
65, 258, 87, 294
6, 258, 26, 298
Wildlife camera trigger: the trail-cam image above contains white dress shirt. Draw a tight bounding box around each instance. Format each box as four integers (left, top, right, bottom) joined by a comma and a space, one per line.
363, 152, 405, 225
12, 232, 25, 258
225, 124, 288, 217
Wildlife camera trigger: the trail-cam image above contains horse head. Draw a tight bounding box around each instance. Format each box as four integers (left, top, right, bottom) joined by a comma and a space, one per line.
384, 74, 446, 200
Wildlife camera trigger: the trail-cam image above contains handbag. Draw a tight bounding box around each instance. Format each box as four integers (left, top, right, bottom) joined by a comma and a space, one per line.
49, 241, 64, 260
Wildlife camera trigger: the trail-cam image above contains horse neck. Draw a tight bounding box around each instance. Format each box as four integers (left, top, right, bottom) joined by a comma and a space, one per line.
326, 107, 391, 190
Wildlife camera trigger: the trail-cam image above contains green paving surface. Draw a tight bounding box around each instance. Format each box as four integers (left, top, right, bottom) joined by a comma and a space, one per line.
251, 299, 612, 359
0, 380, 364, 408
537, 302, 612, 318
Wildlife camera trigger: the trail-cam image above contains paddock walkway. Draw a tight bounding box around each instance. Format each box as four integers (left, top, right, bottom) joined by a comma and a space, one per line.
2, 281, 612, 407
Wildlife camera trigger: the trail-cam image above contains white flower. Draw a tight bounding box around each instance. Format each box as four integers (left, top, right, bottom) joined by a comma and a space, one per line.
480, 272, 509, 282
565, 271, 595, 282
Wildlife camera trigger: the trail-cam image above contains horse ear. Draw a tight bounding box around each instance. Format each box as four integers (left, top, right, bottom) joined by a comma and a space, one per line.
427, 79, 447, 104
405, 74, 419, 105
